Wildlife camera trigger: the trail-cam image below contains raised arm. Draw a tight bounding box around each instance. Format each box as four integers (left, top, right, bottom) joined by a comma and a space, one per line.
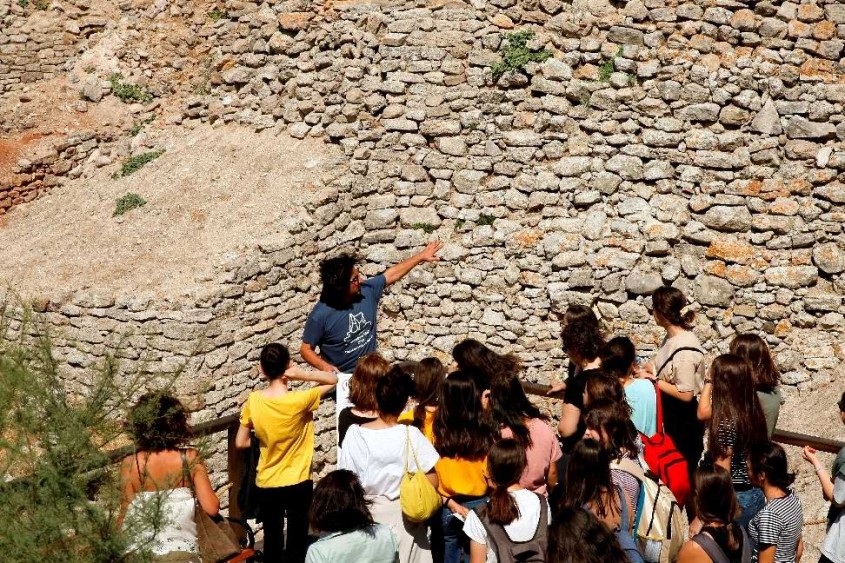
285, 365, 339, 396
384, 241, 443, 286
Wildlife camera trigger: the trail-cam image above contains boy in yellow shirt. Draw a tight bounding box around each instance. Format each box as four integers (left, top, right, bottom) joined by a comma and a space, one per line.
235, 343, 337, 563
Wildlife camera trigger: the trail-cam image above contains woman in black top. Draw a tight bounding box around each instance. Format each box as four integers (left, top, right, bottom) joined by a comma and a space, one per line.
679, 462, 749, 563
552, 305, 605, 453
337, 352, 390, 445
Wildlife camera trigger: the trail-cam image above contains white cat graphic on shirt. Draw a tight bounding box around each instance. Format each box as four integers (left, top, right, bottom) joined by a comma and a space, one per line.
343, 312, 373, 356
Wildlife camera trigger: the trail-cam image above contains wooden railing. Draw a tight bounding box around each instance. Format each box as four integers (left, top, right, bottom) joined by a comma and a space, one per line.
108, 382, 843, 519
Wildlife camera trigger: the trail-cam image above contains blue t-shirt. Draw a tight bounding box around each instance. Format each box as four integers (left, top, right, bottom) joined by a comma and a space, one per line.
625, 379, 658, 438
302, 274, 386, 373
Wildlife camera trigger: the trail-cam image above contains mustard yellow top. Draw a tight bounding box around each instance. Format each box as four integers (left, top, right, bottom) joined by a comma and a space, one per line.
240, 388, 320, 488
398, 408, 436, 443
435, 456, 488, 497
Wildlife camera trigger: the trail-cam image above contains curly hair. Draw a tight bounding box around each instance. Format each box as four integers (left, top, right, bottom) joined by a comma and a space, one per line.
560, 305, 605, 364
129, 392, 189, 451
319, 254, 358, 309
349, 353, 391, 411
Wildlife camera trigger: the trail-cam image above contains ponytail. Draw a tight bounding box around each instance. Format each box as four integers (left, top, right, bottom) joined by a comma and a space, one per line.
485, 439, 527, 526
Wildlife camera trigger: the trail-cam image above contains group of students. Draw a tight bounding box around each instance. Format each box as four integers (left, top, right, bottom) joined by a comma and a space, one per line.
115, 244, 845, 563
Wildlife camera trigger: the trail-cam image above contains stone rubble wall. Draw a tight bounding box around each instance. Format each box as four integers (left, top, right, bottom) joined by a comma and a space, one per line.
2, 0, 845, 547
0, 0, 107, 95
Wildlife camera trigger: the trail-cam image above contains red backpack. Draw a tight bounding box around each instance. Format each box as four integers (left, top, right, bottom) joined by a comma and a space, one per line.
640, 380, 691, 508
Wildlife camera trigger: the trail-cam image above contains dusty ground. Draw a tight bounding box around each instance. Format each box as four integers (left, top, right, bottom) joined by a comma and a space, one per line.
0, 124, 344, 301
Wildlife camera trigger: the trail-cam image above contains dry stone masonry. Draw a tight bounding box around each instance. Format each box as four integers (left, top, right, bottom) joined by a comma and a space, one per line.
1, 0, 845, 546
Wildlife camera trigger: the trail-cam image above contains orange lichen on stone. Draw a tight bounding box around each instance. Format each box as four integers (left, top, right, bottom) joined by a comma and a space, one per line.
706, 260, 728, 277
726, 265, 762, 287
813, 20, 836, 40
513, 230, 542, 248
800, 58, 837, 82
775, 319, 792, 337
706, 237, 755, 264
573, 64, 600, 80
769, 197, 800, 216
278, 12, 314, 31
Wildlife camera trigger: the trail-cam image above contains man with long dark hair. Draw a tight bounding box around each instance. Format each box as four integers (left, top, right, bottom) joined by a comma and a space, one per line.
300, 240, 442, 373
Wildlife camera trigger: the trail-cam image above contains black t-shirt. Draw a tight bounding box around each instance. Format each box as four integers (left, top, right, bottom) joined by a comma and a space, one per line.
560, 366, 601, 453
338, 407, 377, 446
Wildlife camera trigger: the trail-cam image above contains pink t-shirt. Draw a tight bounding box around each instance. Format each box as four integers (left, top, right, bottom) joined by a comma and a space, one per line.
500, 417, 563, 495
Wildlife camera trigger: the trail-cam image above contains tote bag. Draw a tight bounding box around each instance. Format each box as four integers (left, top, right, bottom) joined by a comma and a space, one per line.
399, 426, 441, 522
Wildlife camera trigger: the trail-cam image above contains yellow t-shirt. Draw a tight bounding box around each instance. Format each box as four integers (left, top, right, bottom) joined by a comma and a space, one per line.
240, 388, 321, 488
435, 456, 488, 497
398, 408, 436, 443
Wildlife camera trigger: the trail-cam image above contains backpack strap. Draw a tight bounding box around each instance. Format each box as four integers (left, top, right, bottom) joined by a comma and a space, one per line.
691, 531, 731, 563
740, 526, 752, 563
655, 347, 704, 380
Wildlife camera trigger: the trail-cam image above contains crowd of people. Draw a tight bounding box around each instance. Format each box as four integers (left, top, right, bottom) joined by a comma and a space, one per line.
117, 244, 845, 563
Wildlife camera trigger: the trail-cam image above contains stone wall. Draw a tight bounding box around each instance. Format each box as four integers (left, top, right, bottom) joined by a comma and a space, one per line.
2, 0, 845, 548
0, 0, 106, 95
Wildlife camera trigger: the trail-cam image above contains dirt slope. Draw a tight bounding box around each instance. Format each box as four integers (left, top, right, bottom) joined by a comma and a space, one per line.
0, 124, 344, 301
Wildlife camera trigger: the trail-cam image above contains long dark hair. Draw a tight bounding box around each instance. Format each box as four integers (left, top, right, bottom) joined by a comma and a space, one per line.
729, 333, 780, 393
693, 463, 743, 551
319, 254, 357, 309
486, 439, 527, 526
750, 442, 796, 491
707, 354, 768, 457
560, 305, 605, 364
560, 439, 618, 520
652, 286, 695, 330
600, 336, 636, 380
490, 374, 545, 448
452, 338, 521, 389
433, 370, 495, 459
309, 469, 375, 533
411, 357, 445, 430
549, 507, 629, 563
584, 400, 639, 462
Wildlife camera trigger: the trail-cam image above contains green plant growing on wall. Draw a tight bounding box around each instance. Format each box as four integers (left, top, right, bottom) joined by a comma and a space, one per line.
129, 116, 156, 137
109, 74, 153, 104
113, 193, 148, 216
477, 214, 496, 226
411, 223, 438, 234
17, 0, 30, 7
598, 45, 624, 82
455, 218, 466, 229
113, 150, 164, 179
208, 8, 227, 21
490, 30, 552, 81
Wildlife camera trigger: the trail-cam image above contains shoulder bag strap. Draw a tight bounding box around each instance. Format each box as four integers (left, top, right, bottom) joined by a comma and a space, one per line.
691, 532, 731, 563
406, 426, 424, 473
740, 526, 752, 563
655, 347, 704, 379
653, 379, 664, 432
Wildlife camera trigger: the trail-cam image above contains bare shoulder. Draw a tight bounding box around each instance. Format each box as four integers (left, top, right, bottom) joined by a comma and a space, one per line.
678, 539, 708, 562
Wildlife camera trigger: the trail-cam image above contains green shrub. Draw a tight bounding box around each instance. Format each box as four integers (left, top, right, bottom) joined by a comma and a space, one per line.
108, 74, 153, 104
113, 150, 164, 179
17, 0, 29, 7
0, 304, 179, 562
208, 7, 227, 21
455, 218, 466, 229
490, 30, 552, 81
113, 193, 148, 216
598, 45, 624, 82
477, 214, 496, 226
410, 222, 438, 234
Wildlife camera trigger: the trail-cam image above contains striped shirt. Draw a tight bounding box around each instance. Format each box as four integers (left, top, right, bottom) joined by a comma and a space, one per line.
748, 490, 803, 563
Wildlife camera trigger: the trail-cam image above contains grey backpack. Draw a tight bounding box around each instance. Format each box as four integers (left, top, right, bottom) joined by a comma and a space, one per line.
691, 527, 752, 563
475, 493, 548, 563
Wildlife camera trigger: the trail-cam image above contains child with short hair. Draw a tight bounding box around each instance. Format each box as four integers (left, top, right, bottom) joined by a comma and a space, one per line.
234, 342, 338, 563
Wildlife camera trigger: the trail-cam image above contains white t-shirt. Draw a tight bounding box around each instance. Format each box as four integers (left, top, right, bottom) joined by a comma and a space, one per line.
463, 489, 551, 563
338, 424, 439, 500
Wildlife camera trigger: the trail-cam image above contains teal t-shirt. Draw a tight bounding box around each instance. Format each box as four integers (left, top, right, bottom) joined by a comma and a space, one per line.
305, 524, 397, 563
625, 379, 657, 438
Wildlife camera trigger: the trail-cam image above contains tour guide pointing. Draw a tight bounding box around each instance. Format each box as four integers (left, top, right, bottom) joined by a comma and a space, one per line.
300, 241, 443, 374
